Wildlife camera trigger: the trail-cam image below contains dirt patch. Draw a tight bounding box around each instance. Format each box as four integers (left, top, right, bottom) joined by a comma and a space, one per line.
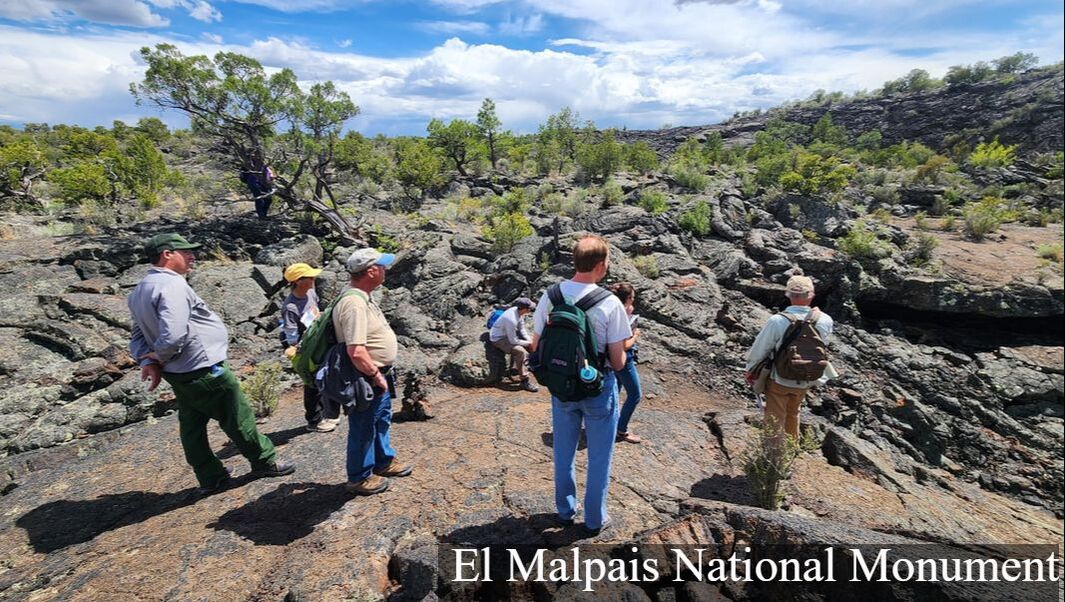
894, 219, 1064, 287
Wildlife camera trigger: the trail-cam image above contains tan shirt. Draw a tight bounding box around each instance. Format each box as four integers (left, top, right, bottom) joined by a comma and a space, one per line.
332, 289, 398, 367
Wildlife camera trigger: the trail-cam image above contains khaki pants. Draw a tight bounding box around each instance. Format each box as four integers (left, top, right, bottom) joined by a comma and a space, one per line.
764, 380, 808, 440
492, 339, 529, 378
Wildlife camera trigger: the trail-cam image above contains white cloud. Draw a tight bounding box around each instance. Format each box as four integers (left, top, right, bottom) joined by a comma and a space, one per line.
417, 21, 492, 36
188, 0, 222, 22
428, 0, 507, 14
201, 32, 223, 43
222, 0, 360, 12
0, 0, 1061, 138
498, 13, 543, 36
0, 0, 169, 27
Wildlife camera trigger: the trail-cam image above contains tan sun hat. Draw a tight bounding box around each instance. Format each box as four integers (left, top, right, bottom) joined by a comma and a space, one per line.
785, 275, 815, 295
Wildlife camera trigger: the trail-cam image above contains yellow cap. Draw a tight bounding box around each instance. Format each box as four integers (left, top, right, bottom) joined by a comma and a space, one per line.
283, 263, 323, 283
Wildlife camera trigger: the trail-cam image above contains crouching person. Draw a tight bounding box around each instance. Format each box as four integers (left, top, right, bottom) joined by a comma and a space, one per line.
332, 248, 412, 495
489, 297, 539, 392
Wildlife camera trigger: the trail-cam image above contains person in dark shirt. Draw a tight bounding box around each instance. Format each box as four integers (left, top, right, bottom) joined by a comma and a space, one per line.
281, 263, 340, 432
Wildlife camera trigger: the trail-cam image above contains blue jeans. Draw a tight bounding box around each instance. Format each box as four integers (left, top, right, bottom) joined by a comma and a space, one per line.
346, 388, 396, 483
552, 371, 619, 530
616, 352, 643, 434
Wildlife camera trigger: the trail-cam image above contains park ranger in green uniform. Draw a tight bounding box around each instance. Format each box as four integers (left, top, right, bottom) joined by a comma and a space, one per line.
128, 233, 295, 492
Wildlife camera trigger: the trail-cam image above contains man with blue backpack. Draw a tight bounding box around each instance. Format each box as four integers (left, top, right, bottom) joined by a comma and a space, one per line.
488, 297, 539, 392
530, 235, 631, 536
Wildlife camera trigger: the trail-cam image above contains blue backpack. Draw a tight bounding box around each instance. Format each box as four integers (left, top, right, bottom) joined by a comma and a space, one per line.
486, 308, 506, 329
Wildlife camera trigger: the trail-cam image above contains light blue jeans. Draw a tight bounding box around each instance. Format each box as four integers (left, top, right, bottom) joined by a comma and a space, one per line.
551, 371, 619, 530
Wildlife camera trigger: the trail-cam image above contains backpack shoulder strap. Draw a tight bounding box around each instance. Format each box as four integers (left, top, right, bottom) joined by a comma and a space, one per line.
547, 283, 564, 307
576, 286, 612, 312
806, 307, 821, 325
343, 288, 368, 302
772, 312, 804, 359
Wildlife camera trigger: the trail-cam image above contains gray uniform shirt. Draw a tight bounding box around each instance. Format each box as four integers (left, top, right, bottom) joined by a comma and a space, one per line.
128, 266, 229, 374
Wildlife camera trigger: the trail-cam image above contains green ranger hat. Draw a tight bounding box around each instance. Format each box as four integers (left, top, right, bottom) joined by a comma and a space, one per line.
144, 233, 202, 259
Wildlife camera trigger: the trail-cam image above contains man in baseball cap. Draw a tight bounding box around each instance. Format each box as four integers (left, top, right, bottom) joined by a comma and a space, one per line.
745, 272, 837, 440
333, 247, 409, 495
345, 248, 396, 274
128, 232, 295, 493
143, 233, 202, 261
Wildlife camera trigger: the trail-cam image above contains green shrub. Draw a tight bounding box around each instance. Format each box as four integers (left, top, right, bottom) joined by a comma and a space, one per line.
869, 185, 900, 205
870, 207, 892, 224
881, 69, 941, 95
940, 215, 956, 231
1036, 243, 1063, 264
678, 200, 712, 236
625, 141, 659, 174
969, 138, 1017, 169
483, 212, 534, 252
1035, 242, 1060, 264
48, 160, 110, 205
443, 196, 487, 223
914, 154, 955, 184
394, 138, 444, 197
576, 130, 624, 180
740, 419, 801, 511
561, 193, 592, 217
914, 211, 929, 230
1043, 151, 1063, 179
369, 225, 401, 253
601, 180, 624, 207
962, 196, 1009, 240
838, 222, 893, 259
670, 165, 709, 191
777, 151, 855, 195
638, 189, 668, 214
632, 255, 660, 278
907, 232, 939, 267
541, 192, 564, 215
242, 362, 283, 419
740, 171, 758, 197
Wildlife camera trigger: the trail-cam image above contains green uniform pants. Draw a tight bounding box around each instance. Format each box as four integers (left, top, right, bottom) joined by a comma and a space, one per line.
163, 363, 276, 487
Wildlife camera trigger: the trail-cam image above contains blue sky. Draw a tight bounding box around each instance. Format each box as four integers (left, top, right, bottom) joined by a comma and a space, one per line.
0, 0, 1061, 136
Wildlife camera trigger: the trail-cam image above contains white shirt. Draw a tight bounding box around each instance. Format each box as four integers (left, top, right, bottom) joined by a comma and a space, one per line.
489, 306, 530, 346
533, 280, 632, 354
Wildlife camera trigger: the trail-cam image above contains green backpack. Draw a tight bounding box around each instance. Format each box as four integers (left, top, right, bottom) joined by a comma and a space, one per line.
530, 283, 613, 402
291, 288, 366, 385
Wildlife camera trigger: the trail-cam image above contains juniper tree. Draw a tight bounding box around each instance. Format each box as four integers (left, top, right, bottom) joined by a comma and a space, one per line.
476, 98, 503, 169
131, 43, 359, 238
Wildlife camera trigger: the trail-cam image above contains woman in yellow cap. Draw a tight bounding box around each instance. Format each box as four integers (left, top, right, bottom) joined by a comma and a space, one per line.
281, 263, 340, 432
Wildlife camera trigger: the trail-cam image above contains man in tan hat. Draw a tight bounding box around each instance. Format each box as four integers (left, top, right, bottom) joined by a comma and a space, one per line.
334, 248, 412, 495
745, 274, 836, 440
280, 263, 341, 433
